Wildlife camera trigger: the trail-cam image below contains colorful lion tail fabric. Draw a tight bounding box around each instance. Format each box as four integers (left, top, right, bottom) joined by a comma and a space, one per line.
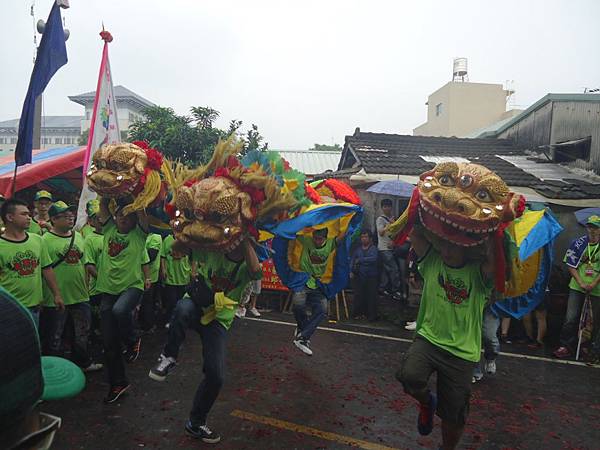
386, 187, 420, 245
492, 209, 563, 318
310, 179, 361, 205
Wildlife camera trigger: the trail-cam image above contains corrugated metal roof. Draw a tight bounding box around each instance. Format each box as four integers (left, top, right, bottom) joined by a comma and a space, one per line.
496, 154, 600, 182
493, 93, 600, 136
0, 116, 81, 130
275, 150, 341, 175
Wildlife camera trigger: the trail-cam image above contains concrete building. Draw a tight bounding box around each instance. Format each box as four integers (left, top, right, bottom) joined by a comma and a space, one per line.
413, 81, 517, 138
478, 93, 600, 175
68, 85, 154, 133
0, 86, 154, 152
0, 116, 81, 152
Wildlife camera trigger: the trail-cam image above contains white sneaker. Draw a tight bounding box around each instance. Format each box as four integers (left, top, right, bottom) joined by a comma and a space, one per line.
249, 307, 261, 317
83, 362, 103, 372
404, 321, 417, 331
484, 359, 496, 375
235, 307, 246, 318
293, 339, 313, 356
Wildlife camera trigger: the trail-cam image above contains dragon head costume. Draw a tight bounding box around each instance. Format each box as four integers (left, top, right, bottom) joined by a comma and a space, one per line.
387, 161, 526, 292
168, 138, 313, 252
87, 141, 167, 216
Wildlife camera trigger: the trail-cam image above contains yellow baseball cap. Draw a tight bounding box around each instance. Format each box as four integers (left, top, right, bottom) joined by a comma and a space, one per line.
34, 190, 53, 201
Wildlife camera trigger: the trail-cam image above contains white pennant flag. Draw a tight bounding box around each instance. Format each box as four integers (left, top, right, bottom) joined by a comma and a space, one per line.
76, 30, 120, 229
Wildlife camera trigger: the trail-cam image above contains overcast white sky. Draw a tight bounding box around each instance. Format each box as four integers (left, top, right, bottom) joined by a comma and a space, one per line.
1, 0, 599, 149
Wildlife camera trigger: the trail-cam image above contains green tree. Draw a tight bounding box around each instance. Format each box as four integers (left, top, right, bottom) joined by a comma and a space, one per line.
78, 129, 89, 146
308, 143, 341, 152
128, 105, 268, 165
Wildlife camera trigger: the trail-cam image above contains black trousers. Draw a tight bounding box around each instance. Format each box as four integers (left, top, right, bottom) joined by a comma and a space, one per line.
100, 288, 143, 386
352, 275, 378, 320
163, 298, 228, 426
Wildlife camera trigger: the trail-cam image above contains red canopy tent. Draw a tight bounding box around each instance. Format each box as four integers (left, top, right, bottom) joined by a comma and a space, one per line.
0, 146, 85, 198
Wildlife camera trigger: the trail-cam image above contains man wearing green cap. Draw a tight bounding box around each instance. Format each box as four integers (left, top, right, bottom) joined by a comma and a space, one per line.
79, 199, 100, 239
28, 190, 53, 235
0, 198, 64, 324
554, 215, 600, 363
41, 201, 103, 373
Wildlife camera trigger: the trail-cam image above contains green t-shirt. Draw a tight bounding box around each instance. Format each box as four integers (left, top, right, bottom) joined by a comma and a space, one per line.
27, 219, 44, 235
83, 231, 104, 297
95, 220, 149, 295
79, 223, 94, 239
192, 250, 262, 330
298, 236, 336, 289
146, 233, 162, 284
565, 242, 600, 296
42, 232, 88, 307
416, 247, 492, 362
161, 235, 191, 286
0, 232, 51, 307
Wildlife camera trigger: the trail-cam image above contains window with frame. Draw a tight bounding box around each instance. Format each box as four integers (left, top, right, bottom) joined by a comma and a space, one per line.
435, 103, 443, 116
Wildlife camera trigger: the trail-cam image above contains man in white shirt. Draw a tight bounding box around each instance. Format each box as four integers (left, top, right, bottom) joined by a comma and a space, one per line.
376, 199, 402, 301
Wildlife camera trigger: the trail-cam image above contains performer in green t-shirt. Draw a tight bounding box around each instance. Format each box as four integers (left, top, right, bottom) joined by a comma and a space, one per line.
159, 234, 193, 326
0, 199, 64, 325
88, 198, 151, 404
292, 228, 337, 356
41, 201, 102, 372
397, 225, 494, 450
554, 215, 600, 363
149, 237, 261, 444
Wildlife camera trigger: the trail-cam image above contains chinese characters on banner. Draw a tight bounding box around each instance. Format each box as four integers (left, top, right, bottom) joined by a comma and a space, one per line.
261, 258, 288, 292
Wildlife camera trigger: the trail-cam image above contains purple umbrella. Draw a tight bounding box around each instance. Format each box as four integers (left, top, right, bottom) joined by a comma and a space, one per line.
366, 180, 414, 197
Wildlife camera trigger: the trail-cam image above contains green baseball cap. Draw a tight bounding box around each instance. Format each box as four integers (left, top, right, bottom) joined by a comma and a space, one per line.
49, 201, 76, 218
586, 215, 600, 228
86, 199, 100, 218
41, 356, 86, 400
34, 190, 53, 201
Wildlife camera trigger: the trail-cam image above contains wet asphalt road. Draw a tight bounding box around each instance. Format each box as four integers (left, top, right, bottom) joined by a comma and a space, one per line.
44, 312, 600, 450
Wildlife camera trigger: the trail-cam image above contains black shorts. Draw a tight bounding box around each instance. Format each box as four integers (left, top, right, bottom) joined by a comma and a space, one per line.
397, 335, 475, 425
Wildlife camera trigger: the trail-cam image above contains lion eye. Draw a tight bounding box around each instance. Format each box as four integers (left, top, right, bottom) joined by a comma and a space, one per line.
438, 174, 454, 186
475, 189, 492, 202
459, 175, 473, 188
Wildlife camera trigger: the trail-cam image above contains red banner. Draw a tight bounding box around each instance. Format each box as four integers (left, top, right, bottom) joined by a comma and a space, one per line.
261, 259, 288, 291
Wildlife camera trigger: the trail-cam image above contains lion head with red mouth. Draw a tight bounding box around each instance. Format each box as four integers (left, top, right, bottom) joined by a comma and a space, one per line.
388, 161, 525, 248
417, 162, 524, 247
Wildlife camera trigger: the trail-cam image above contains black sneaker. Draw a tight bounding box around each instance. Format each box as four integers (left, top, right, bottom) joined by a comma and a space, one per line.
104, 384, 130, 404
185, 420, 221, 444
149, 354, 176, 382
126, 337, 142, 363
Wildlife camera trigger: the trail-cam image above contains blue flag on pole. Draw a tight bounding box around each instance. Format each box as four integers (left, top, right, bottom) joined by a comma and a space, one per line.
15, 2, 67, 166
